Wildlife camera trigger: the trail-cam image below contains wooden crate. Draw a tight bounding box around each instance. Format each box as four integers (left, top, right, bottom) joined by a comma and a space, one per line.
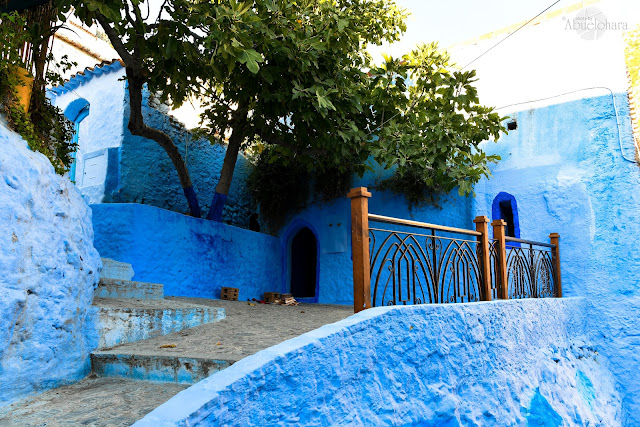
220, 287, 239, 301
264, 292, 281, 303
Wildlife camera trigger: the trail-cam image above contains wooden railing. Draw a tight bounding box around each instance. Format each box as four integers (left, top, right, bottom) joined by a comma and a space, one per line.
348, 187, 562, 313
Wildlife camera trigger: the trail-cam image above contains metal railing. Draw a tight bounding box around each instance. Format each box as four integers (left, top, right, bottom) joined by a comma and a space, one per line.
348, 187, 562, 313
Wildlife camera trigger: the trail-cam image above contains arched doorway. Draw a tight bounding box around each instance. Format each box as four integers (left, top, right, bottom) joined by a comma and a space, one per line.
289, 227, 318, 300
492, 192, 520, 238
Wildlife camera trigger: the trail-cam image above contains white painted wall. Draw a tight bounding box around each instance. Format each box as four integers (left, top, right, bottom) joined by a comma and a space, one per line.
449, 0, 639, 112
51, 67, 126, 204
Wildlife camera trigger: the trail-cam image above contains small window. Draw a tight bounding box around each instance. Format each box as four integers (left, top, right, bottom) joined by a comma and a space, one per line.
507, 119, 517, 130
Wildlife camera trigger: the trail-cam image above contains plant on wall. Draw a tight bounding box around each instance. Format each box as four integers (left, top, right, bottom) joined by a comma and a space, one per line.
370, 44, 505, 207
0, 10, 76, 174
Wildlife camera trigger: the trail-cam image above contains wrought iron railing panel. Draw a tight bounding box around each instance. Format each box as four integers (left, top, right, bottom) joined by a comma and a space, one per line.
489, 240, 499, 300
505, 242, 556, 299
369, 227, 483, 307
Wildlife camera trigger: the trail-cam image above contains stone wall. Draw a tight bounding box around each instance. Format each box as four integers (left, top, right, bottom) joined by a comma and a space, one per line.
472, 92, 640, 421
135, 298, 622, 426
0, 122, 101, 407
108, 89, 255, 227
91, 203, 281, 301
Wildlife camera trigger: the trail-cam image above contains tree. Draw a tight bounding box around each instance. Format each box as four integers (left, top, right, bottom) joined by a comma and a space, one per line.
57, 0, 208, 216
60, 0, 504, 222
367, 44, 504, 203
195, 0, 407, 219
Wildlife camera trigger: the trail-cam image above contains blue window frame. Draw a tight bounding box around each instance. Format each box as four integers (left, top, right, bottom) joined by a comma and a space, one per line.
63, 99, 90, 182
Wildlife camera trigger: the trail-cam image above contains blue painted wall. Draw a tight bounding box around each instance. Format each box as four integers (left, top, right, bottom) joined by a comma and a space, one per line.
472, 92, 640, 421
0, 122, 101, 407
277, 162, 474, 305
91, 203, 281, 301
106, 88, 255, 228
135, 298, 622, 426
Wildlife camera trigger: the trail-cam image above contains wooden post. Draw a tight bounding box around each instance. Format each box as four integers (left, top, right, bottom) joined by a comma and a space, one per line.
473, 216, 492, 301
348, 187, 372, 313
549, 233, 562, 298
492, 219, 509, 300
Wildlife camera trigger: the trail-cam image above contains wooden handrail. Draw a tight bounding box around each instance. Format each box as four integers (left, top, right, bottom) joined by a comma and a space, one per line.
368, 214, 482, 237
349, 187, 562, 310
504, 236, 555, 248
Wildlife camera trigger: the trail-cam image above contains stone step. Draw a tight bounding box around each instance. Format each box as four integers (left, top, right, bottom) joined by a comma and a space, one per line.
91, 353, 235, 384
101, 258, 135, 281
96, 278, 164, 300
93, 298, 226, 350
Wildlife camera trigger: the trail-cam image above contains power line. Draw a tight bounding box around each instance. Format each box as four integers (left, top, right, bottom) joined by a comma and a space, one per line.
461, 0, 562, 71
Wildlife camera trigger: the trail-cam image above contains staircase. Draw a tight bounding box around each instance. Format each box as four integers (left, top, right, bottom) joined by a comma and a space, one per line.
91, 259, 227, 382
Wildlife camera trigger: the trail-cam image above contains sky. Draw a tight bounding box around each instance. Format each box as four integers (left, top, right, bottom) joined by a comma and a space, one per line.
367, 0, 565, 58
367, 0, 639, 60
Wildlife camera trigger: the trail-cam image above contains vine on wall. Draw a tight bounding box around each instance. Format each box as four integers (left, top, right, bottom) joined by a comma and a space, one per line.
0, 10, 76, 174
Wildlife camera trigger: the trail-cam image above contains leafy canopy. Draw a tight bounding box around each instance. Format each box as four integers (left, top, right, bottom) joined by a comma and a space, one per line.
369, 44, 504, 200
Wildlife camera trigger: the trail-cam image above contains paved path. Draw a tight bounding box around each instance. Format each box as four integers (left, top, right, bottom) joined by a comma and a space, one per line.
0, 377, 188, 427
1, 299, 353, 426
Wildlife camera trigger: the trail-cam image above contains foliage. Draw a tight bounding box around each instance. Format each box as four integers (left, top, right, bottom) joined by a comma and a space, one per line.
248, 146, 354, 231
61, 0, 504, 224
368, 44, 505, 199
196, 0, 406, 173
247, 147, 309, 232
0, 11, 76, 174
624, 24, 640, 157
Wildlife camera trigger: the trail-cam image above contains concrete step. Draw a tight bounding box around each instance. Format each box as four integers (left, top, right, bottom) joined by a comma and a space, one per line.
88, 297, 353, 384
91, 353, 235, 384
96, 278, 164, 299
93, 298, 226, 350
101, 258, 134, 281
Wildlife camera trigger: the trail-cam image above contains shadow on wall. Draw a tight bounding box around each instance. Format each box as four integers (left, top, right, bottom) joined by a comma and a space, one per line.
91, 203, 282, 301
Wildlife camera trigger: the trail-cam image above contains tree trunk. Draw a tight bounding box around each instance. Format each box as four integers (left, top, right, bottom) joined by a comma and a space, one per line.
207, 111, 248, 221
94, 12, 201, 218
126, 71, 202, 217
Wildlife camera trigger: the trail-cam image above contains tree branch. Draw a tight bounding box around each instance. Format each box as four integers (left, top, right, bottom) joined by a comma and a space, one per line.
94, 13, 136, 69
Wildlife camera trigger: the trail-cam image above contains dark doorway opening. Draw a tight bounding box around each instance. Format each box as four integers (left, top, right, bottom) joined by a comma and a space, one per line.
492, 192, 520, 240
499, 201, 516, 237
290, 228, 317, 298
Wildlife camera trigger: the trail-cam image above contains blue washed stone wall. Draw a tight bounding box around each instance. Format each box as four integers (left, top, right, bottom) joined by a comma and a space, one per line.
107, 89, 254, 227
91, 203, 281, 300
0, 122, 101, 407
472, 92, 640, 422
277, 161, 474, 305
135, 298, 622, 426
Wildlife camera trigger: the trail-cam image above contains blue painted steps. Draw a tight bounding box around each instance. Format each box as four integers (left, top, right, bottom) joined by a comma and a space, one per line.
90, 353, 234, 384
101, 258, 135, 281
93, 298, 226, 349
97, 278, 164, 299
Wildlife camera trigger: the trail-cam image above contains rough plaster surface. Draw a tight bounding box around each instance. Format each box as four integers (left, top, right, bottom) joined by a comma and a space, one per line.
137, 298, 622, 426
91, 299, 352, 384
93, 297, 225, 349
96, 278, 164, 299
91, 203, 282, 300
0, 123, 101, 407
50, 66, 126, 204
473, 93, 640, 421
